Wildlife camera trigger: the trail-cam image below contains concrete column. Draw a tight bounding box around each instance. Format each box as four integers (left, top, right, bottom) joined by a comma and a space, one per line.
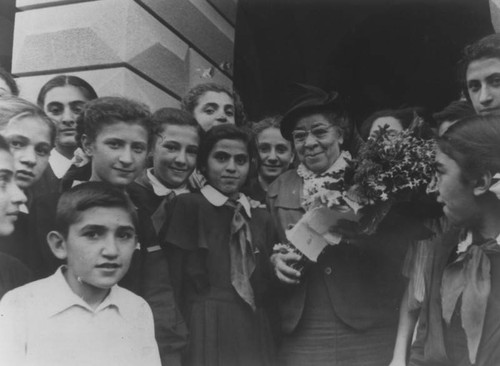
12, 0, 236, 110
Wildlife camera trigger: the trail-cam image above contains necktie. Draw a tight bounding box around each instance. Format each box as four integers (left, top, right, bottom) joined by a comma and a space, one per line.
151, 191, 176, 235
226, 199, 256, 311
441, 237, 500, 364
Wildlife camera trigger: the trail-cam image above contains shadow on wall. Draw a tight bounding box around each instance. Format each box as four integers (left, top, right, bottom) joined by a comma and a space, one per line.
234, 0, 493, 125
0, 0, 15, 72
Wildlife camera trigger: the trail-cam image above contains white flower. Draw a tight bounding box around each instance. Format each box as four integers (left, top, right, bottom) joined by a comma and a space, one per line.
489, 173, 500, 200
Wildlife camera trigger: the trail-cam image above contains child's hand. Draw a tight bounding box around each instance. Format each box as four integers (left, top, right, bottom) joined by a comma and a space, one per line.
271, 251, 302, 285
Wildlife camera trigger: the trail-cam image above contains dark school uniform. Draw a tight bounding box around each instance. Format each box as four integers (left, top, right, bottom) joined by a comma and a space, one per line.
241, 176, 267, 207
267, 169, 427, 366
126, 169, 189, 366
0, 252, 32, 299
160, 185, 277, 366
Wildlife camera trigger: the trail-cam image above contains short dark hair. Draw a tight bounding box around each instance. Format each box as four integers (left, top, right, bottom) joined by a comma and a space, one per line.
197, 124, 255, 175
432, 100, 475, 127
76, 96, 153, 148
0, 67, 19, 96
459, 34, 500, 98
36, 74, 98, 107
0, 96, 56, 146
181, 82, 247, 126
152, 107, 202, 142
438, 114, 500, 184
55, 181, 138, 237
360, 107, 434, 140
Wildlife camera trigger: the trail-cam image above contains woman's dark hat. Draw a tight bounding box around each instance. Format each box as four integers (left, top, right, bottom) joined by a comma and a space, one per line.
280, 83, 341, 141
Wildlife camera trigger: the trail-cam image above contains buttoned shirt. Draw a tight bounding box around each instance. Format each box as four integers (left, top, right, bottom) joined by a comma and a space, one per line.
0, 267, 161, 366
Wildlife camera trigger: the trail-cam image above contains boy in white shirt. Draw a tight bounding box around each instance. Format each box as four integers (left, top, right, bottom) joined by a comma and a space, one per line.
0, 181, 161, 366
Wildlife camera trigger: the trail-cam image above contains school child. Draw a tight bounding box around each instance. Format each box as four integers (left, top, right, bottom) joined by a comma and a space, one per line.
80, 96, 151, 187
127, 107, 201, 365
159, 124, 277, 366
408, 115, 500, 366
0, 135, 31, 299
0, 97, 55, 271
79, 98, 184, 366
181, 82, 247, 189
34, 75, 98, 197
0, 182, 161, 366
181, 82, 246, 131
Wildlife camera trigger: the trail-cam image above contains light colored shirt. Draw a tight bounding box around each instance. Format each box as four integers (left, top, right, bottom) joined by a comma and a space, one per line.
0, 267, 161, 366
146, 168, 189, 197
49, 149, 73, 179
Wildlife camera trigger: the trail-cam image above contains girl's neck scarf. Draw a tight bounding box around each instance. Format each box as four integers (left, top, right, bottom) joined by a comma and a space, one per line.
441, 230, 500, 364
225, 197, 256, 311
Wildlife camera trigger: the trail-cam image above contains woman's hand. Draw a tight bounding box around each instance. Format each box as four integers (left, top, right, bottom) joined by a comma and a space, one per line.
271, 251, 302, 285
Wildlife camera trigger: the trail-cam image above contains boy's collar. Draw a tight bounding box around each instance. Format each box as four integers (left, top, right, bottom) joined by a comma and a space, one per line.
49, 148, 72, 179
146, 168, 189, 196
200, 185, 252, 217
40, 266, 135, 319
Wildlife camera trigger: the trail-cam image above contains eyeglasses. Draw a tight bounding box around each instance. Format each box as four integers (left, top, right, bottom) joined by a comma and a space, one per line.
291, 125, 333, 143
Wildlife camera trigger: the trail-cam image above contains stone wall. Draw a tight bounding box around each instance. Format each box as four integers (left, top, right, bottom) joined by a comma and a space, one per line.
12, 0, 236, 109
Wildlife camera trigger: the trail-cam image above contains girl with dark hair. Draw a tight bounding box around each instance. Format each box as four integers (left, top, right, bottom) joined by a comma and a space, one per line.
159, 124, 276, 366
181, 82, 247, 130
182, 83, 248, 189
409, 115, 500, 366
269, 85, 421, 366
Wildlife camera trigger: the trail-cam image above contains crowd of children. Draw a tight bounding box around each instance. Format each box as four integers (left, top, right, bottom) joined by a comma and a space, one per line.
0, 32, 500, 366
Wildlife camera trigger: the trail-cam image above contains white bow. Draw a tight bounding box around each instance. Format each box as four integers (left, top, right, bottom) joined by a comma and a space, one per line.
489, 173, 500, 199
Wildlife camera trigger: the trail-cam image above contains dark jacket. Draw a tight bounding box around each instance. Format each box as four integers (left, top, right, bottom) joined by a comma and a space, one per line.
267, 169, 413, 334
126, 170, 189, 366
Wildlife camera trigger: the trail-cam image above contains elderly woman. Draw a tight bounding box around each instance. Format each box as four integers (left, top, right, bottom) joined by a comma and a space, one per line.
268, 85, 415, 366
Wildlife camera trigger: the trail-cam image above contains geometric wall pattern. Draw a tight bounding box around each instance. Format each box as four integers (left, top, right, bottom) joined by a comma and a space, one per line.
13, 0, 235, 110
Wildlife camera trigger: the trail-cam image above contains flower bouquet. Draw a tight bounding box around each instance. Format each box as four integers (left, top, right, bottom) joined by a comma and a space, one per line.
280, 115, 437, 263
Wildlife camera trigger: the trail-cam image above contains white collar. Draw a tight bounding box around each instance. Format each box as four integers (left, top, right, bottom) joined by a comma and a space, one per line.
40, 266, 136, 319
146, 168, 189, 197
201, 185, 252, 218
49, 149, 73, 179
457, 230, 500, 254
